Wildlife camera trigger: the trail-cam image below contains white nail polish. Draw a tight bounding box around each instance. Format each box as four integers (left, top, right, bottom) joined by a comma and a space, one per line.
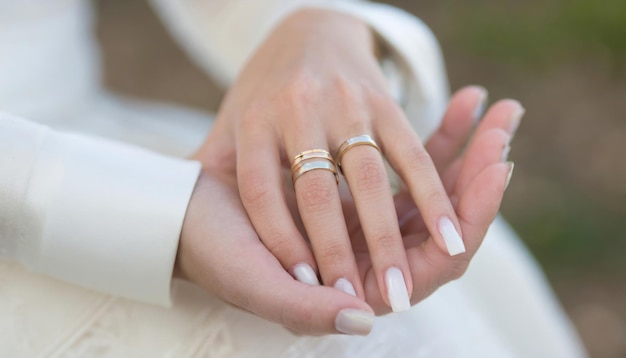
501, 143, 511, 163
505, 161, 515, 190
509, 106, 525, 135
293, 263, 320, 286
334, 278, 356, 296
385, 267, 411, 312
438, 217, 466, 256
473, 88, 488, 122
335, 309, 374, 336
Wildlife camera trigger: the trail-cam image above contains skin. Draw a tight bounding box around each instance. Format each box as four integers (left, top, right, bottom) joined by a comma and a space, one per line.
193, 8, 477, 310
175, 88, 523, 334
173, 7, 525, 335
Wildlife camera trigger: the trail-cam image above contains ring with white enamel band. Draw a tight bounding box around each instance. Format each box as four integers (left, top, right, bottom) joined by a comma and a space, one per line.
335, 135, 382, 174
290, 149, 335, 172
291, 160, 339, 184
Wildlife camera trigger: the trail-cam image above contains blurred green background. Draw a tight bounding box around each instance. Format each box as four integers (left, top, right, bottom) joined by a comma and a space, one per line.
96, 1, 626, 356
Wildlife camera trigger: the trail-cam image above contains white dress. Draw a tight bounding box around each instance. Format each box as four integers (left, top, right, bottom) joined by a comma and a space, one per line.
0, 1, 587, 357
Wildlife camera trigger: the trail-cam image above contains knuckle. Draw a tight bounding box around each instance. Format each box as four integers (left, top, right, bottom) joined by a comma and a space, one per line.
424, 188, 447, 206
367, 90, 400, 114
240, 177, 272, 206
405, 147, 434, 173
317, 241, 350, 266
354, 159, 387, 194
331, 75, 362, 104
239, 100, 268, 129
281, 72, 321, 105
371, 229, 400, 250
299, 176, 334, 212
265, 236, 295, 259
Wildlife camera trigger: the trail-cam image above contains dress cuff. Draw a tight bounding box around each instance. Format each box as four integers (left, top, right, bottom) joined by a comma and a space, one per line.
25, 130, 200, 306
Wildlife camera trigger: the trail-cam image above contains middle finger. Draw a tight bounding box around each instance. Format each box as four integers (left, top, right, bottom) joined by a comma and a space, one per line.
335, 134, 413, 313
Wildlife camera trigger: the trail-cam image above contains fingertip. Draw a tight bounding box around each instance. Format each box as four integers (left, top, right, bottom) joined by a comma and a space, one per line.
509, 103, 525, 135
488, 99, 525, 136
505, 161, 515, 190
334, 277, 357, 296
335, 308, 375, 336
471, 87, 489, 122
438, 216, 466, 256
385, 267, 411, 313
292, 262, 321, 286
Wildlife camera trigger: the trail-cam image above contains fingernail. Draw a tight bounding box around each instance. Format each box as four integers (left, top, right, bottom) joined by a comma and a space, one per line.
473, 87, 488, 122
505, 161, 515, 190
438, 217, 466, 256
334, 278, 357, 296
335, 309, 374, 336
293, 263, 320, 286
385, 267, 411, 312
501, 143, 511, 162
509, 104, 525, 136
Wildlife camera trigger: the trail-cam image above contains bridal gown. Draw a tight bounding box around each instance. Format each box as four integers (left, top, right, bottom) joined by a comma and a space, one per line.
0, 1, 587, 357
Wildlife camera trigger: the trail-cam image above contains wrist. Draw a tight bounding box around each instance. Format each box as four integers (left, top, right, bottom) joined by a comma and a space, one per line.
279, 7, 376, 59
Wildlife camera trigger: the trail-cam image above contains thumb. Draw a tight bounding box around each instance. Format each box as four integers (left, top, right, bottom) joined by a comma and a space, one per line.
188, 233, 376, 336
242, 266, 376, 336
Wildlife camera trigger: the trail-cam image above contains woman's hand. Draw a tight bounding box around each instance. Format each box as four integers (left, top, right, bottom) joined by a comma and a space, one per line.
196, 8, 470, 312
175, 88, 522, 335
175, 170, 377, 336
339, 91, 523, 313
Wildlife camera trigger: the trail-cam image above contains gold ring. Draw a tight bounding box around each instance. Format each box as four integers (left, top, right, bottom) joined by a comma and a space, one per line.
291, 149, 334, 172
291, 160, 339, 184
335, 135, 381, 173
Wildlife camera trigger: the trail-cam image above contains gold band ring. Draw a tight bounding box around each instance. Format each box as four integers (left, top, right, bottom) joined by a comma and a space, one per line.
291, 149, 335, 171
335, 135, 381, 173
291, 160, 339, 184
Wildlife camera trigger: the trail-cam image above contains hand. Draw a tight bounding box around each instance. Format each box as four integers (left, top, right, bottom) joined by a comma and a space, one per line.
336, 89, 523, 313
174, 170, 377, 336
195, 8, 470, 312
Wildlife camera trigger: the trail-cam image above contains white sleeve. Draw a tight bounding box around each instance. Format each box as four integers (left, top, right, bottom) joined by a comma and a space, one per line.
0, 112, 200, 306
149, 0, 449, 140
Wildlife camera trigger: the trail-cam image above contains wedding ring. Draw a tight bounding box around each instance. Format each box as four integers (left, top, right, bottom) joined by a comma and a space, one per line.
291, 149, 334, 172
335, 135, 381, 173
291, 160, 339, 184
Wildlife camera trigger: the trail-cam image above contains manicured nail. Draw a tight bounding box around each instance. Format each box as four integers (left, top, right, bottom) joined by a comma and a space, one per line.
473, 87, 488, 122
335, 309, 374, 336
509, 104, 525, 136
505, 161, 515, 190
385, 267, 411, 312
293, 263, 320, 286
501, 143, 511, 162
438, 217, 466, 256
334, 278, 357, 296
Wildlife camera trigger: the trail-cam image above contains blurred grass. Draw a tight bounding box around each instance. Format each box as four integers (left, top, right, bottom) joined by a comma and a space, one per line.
512, 184, 626, 276
414, 0, 626, 277
441, 0, 626, 72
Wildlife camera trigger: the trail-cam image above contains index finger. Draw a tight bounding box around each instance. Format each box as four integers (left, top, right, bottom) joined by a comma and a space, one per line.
377, 104, 467, 257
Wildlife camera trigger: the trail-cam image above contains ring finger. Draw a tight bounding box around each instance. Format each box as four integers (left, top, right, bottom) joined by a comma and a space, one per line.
287, 136, 363, 298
